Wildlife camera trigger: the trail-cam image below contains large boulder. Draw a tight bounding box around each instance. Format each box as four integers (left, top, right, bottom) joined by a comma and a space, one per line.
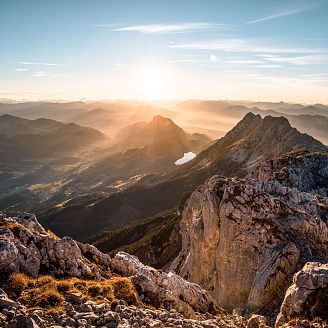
0, 215, 92, 277
248, 151, 328, 196
276, 262, 328, 327
170, 171, 328, 314
111, 252, 220, 319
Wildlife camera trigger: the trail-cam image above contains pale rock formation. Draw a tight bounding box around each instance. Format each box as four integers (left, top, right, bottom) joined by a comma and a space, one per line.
0, 213, 221, 320
248, 151, 328, 196
171, 160, 328, 314
0, 214, 93, 277
111, 252, 220, 318
276, 262, 328, 327
247, 314, 271, 328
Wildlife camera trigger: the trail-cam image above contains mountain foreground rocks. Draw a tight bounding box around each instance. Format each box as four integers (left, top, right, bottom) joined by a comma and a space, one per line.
1, 212, 327, 327
170, 151, 328, 326
0, 212, 248, 327
1, 151, 328, 327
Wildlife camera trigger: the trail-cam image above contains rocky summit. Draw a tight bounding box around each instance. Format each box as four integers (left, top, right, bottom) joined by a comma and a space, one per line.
170, 152, 328, 326
0, 212, 250, 327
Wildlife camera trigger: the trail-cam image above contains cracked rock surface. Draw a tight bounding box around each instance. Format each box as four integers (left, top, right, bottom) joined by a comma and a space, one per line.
171, 152, 328, 317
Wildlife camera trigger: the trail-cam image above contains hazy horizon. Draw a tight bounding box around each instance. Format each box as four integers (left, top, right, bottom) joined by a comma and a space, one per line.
1, 0, 328, 103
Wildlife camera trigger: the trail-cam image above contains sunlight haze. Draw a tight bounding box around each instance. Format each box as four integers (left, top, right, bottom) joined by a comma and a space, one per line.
1, 0, 328, 103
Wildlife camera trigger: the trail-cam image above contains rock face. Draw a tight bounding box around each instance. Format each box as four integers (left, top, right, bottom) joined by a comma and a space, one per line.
180, 113, 327, 177
111, 252, 219, 319
276, 262, 328, 327
0, 212, 220, 320
248, 151, 328, 196
170, 152, 328, 315
0, 214, 96, 278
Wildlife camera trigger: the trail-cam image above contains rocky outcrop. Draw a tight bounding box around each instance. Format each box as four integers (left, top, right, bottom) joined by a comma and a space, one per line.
248, 151, 328, 196
276, 262, 328, 327
0, 294, 248, 328
0, 212, 221, 321
170, 162, 328, 315
111, 252, 220, 319
0, 214, 95, 278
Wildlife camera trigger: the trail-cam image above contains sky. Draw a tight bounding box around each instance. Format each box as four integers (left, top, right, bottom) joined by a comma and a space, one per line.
0, 0, 328, 103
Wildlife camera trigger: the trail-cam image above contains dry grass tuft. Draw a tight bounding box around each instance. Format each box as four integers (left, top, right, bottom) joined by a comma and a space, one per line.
7, 273, 33, 295
0, 221, 23, 237
110, 277, 139, 305
46, 229, 60, 239
4, 272, 140, 314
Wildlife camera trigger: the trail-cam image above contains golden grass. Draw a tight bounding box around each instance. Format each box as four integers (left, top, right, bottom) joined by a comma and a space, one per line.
46, 230, 60, 240
0, 221, 23, 231
5, 272, 140, 314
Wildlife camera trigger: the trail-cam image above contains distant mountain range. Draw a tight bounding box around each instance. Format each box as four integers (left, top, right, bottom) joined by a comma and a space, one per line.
174, 100, 328, 145
1, 100, 328, 145
0, 114, 105, 210
0, 114, 210, 214
0, 114, 105, 162
39, 113, 326, 241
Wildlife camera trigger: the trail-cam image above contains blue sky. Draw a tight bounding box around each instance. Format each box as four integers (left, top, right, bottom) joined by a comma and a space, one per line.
1, 0, 328, 102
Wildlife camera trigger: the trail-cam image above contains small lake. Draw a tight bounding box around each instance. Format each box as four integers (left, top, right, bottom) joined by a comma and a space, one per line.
175, 152, 196, 165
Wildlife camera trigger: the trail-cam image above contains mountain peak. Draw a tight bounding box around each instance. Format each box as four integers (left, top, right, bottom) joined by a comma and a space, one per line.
180, 112, 326, 177
150, 115, 177, 127
262, 114, 291, 128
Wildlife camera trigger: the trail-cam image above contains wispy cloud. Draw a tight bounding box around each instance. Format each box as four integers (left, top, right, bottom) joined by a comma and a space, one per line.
33, 71, 49, 77
169, 38, 324, 55
113, 63, 127, 69
108, 22, 230, 34
246, 1, 320, 24
264, 54, 328, 65
210, 55, 262, 64
14, 68, 28, 72
32, 71, 67, 78
18, 61, 67, 66
254, 64, 282, 68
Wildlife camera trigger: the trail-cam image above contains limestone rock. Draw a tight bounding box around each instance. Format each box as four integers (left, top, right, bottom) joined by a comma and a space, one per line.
0, 213, 226, 321
171, 169, 328, 314
0, 215, 95, 278
111, 252, 219, 319
276, 262, 328, 327
247, 314, 271, 328
248, 151, 328, 196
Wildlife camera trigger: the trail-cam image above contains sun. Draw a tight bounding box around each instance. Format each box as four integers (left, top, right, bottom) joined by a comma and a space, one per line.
137, 64, 170, 99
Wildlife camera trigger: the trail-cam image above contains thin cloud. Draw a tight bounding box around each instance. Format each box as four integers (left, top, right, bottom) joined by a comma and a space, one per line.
254, 64, 282, 68
33, 71, 48, 77
32, 71, 67, 78
18, 61, 67, 66
169, 38, 324, 55
209, 55, 263, 64
246, 1, 320, 25
265, 54, 328, 65
110, 22, 230, 34
14, 68, 28, 71
113, 63, 127, 69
